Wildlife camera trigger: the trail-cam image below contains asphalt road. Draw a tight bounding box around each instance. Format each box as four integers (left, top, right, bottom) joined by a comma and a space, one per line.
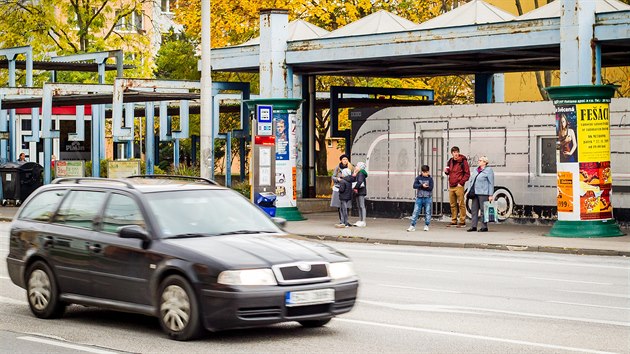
1, 222, 629, 353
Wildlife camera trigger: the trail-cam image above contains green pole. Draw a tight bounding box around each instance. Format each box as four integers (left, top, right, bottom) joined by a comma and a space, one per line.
545, 85, 624, 237
245, 98, 305, 221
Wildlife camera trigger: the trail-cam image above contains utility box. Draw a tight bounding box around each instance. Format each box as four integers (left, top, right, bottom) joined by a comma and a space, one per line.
0, 162, 44, 206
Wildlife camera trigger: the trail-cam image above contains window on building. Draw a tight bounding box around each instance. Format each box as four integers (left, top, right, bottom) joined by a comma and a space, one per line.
161, 0, 177, 13
539, 136, 557, 175
115, 10, 144, 33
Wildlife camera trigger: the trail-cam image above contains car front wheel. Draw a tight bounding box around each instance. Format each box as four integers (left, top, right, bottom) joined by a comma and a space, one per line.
158, 275, 203, 341
26, 261, 65, 319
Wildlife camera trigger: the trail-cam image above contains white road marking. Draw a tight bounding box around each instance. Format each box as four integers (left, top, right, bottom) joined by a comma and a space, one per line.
357, 299, 630, 327
560, 290, 630, 299
526, 277, 612, 285
344, 248, 630, 270
336, 318, 617, 354
379, 284, 461, 294
0, 275, 10, 280
18, 336, 119, 354
547, 301, 630, 311
386, 266, 458, 273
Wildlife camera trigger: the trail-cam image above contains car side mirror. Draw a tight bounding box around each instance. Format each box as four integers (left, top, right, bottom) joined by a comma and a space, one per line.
119, 225, 150, 242
271, 217, 287, 228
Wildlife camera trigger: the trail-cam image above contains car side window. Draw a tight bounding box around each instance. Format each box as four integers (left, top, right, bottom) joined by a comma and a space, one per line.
102, 193, 146, 234
19, 189, 67, 222
54, 190, 107, 230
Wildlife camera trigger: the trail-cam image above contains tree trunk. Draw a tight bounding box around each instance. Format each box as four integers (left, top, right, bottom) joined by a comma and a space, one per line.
315, 110, 331, 176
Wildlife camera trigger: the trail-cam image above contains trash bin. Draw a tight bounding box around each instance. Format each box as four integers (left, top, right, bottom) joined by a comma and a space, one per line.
0, 162, 44, 206
254, 192, 276, 217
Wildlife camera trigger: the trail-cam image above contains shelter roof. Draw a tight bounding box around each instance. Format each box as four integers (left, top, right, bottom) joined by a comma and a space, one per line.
1, 92, 199, 110
322, 10, 418, 38
0, 60, 132, 72
518, 0, 630, 20
238, 19, 329, 46
210, 5, 630, 78
416, 0, 515, 29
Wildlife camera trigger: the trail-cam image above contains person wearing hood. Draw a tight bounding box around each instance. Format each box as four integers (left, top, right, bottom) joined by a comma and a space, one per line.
352, 162, 368, 227
444, 146, 470, 227
331, 154, 354, 226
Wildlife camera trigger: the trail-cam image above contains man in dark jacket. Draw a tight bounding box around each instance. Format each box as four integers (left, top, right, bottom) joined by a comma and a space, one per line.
444, 146, 470, 227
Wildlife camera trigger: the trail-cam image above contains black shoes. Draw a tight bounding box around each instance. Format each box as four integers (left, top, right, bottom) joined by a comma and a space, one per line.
478, 228, 488, 232
467, 227, 477, 232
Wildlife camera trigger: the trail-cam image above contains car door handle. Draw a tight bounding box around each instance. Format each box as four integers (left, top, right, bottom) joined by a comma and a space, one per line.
43, 236, 54, 249
88, 244, 102, 253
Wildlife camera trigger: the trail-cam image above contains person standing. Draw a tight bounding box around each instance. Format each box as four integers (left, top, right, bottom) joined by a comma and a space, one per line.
331, 154, 353, 226
352, 162, 368, 227
407, 165, 434, 232
336, 168, 354, 228
444, 146, 470, 227
467, 156, 495, 232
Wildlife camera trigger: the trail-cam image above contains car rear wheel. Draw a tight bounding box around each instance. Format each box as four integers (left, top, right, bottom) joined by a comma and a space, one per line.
158, 275, 203, 341
298, 318, 332, 328
26, 261, 65, 319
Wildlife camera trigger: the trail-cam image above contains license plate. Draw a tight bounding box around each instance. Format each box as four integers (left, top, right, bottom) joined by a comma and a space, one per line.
285, 289, 335, 307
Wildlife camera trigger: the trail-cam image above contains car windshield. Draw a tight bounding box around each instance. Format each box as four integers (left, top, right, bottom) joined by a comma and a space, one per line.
145, 189, 282, 238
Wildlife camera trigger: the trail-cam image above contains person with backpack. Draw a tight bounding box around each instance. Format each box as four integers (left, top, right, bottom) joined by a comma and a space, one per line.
444, 146, 470, 228
407, 165, 434, 232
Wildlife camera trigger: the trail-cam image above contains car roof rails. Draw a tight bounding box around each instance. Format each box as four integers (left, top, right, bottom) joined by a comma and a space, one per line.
127, 175, 219, 185
52, 177, 135, 189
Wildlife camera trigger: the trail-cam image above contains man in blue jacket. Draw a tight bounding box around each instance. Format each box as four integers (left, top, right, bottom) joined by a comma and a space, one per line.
407, 165, 434, 232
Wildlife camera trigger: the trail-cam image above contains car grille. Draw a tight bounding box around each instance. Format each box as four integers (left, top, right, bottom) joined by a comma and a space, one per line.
272, 262, 330, 285
286, 303, 331, 317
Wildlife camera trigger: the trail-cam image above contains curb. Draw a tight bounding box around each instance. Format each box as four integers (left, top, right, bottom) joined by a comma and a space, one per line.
301, 234, 630, 257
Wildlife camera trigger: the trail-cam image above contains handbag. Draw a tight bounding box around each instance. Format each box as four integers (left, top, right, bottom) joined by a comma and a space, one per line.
467, 174, 479, 199
484, 201, 498, 223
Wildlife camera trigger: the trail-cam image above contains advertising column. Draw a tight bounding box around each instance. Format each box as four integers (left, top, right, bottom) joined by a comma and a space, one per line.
245, 99, 304, 221
546, 85, 623, 237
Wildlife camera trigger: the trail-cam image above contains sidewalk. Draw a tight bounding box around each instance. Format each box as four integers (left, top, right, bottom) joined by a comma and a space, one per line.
1, 207, 628, 257
284, 213, 630, 257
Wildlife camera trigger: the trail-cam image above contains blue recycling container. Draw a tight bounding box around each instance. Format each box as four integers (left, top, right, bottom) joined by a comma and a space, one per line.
255, 192, 276, 217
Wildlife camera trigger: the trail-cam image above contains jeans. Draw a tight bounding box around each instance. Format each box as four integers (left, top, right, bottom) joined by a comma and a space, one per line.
356, 195, 366, 222
410, 197, 432, 227
340, 200, 351, 225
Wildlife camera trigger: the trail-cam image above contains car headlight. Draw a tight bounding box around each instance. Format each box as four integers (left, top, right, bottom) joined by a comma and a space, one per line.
217, 269, 278, 285
328, 262, 356, 280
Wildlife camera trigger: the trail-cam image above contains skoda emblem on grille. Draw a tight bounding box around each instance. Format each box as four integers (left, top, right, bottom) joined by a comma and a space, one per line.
297, 263, 312, 272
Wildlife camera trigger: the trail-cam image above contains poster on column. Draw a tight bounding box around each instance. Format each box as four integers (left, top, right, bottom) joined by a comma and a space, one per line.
576, 103, 610, 163
275, 114, 289, 161
275, 113, 293, 207
556, 106, 578, 163
556, 171, 573, 213
579, 161, 613, 220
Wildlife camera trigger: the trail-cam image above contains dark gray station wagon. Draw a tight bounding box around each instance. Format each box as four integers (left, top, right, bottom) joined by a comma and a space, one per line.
6, 177, 359, 340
